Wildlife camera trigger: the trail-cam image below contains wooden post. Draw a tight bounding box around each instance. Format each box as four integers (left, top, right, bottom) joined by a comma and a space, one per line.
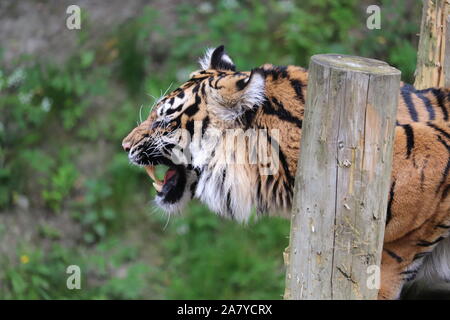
414, 0, 450, 89
284, 55, 400, 300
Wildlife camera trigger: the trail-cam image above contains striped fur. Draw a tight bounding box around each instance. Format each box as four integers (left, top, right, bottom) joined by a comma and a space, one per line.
122, 46, 450, 299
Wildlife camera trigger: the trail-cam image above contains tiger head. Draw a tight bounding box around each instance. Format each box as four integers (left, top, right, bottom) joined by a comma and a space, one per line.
122, 45, 306, 221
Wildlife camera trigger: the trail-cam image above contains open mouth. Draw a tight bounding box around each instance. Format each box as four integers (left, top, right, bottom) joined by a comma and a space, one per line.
144, 164, 187, 204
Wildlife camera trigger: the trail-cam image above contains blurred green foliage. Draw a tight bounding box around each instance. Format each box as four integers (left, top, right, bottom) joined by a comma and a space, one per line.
0, 0, 420, 299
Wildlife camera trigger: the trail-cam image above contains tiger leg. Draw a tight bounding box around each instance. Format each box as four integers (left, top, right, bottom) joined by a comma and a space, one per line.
378, 240, 438, 299
379, 208, 450, 299
378, 248, 405, 299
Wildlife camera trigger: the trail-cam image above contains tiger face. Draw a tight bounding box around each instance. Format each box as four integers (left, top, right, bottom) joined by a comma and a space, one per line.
122, 45, 282, 220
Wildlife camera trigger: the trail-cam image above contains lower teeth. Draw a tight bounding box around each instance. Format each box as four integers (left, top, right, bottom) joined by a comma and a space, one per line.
145, 165, 164, 192
153, 181, 163, 193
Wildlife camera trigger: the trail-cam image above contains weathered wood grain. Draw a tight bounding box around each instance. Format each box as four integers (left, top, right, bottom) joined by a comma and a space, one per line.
284, 54, 400, 300
414, 0, 450, 89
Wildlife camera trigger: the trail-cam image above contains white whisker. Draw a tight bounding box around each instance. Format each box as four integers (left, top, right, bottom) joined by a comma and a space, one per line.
163, 212, 171, 230
138, 104, 144, 124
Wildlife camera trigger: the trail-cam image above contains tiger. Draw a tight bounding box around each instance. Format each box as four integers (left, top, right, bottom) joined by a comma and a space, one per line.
122, 45, 450, 299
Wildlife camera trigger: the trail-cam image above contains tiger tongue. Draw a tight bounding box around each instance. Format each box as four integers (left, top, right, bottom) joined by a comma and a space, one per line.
164, 169, 177, 184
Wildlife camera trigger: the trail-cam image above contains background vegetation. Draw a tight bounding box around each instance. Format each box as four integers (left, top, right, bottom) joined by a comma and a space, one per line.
0, 0, 421, 299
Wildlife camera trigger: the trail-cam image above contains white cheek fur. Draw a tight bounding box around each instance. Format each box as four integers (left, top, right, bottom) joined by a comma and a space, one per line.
192, 135, 254, 223
208, 72, 266, 122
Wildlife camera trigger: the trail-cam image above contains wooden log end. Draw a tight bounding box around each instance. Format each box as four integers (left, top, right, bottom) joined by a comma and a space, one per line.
311, 54, 401, 76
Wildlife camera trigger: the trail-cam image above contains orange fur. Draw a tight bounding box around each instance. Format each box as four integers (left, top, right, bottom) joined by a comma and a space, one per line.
123, 59, 450, 299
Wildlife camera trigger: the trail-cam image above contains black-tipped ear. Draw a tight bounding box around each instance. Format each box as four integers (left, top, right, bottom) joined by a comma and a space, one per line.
199, 45, 236, 71
239, 68, 266, 107
208, 68, 266, 121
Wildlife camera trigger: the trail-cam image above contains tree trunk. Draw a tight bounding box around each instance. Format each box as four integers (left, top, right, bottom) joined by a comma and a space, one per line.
414, 0, 450, 89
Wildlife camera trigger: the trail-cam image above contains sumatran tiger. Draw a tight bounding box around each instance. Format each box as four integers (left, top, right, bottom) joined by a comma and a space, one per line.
122, 45, 450, 299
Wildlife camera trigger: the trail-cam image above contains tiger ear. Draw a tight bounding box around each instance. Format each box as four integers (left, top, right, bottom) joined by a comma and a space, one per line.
238, 68, 266, 108
212, 68, 266, 121
199, 45, 236, 71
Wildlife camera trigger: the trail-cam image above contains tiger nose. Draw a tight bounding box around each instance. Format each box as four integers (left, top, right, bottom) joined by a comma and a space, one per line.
122, 141, 131, 152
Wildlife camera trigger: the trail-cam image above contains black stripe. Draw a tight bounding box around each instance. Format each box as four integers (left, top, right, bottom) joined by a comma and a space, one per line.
416, 92, 435, 120
276, 146, 294, 187
184, 94, 201, 117
384, 249, 403, 263
436, 224, 450, 229
404, 273, 418, 282
177, 91, 185, 99
417, 237, 445, 247
401, 269, 419, 282
282, 180, 293, 208
201, 116, 209, 135
192, 84, 200, 94
265, 130, 294, 188
401, 86, 419, 122
278, 66, 289, 78
265, 174, 274, 191
265, 68, 279, 81
430, 88, 449, 121
236, 78, 247, 91
402, 124, 414, 159
437, 134, 450, 150
272, 176, 280, 204
165, 104, 183, 115
256, 176, 263, 212
190, 179, 198, 198
420, 158, 428, 191
442, 184, 450, 200
242, 108, 257, 130
226, 190, 232, 215
262, 99, 302, 128
200, 82, 206, 97
400, 270, 418, 275
185, 120, 194, 136
213, 74, 226, 89
426, 122, 450, 140
386, 181, 396, 225
436, 135, 450, 194
271, 97, 303, 128
189, 76, 210, 83
263, 66, 289, 81
413, 252, 430, 261
256, 176, 268, 215
290, 79, 305, 104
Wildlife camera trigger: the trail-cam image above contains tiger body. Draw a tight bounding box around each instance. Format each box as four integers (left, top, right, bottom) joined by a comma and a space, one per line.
122, 46, 450, 299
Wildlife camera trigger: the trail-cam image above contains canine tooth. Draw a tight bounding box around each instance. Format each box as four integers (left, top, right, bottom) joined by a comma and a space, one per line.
153, 182, 163, 193
145, 165, 156, 180
145, 165, 163, 183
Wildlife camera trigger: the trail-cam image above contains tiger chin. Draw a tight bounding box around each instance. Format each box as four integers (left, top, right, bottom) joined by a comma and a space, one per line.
122, 45, 450, 299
